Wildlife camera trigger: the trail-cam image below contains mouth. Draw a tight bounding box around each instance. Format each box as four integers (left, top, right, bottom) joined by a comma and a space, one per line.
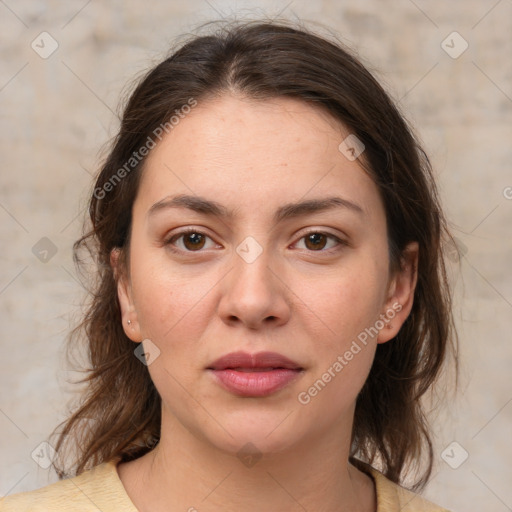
207, 351, 303, 371
224, 367, 289, 372
207, 351, 304, 397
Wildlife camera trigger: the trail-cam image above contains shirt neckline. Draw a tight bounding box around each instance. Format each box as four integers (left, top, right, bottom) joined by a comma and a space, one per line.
103, 456, 395, 511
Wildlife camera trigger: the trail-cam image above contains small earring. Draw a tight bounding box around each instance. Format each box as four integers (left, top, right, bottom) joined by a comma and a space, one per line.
127, 319, 132, 325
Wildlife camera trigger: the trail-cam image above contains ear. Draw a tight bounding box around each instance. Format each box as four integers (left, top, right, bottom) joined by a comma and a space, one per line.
377, 241, 419, 344
110, 248, 143, 343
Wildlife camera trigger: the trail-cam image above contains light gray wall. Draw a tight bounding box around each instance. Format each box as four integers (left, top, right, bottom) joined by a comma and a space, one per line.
1, 1, 511, 511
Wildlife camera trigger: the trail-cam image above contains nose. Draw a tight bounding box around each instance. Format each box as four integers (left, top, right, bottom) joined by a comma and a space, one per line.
217, 250, 291, 330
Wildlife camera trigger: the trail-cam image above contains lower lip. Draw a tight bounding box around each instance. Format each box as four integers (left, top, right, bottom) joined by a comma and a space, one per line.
209, 369, 302, 397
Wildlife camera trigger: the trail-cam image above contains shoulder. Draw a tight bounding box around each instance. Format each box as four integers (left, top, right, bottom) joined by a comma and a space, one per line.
0, 459, 137, 512
368, 467, 451, 512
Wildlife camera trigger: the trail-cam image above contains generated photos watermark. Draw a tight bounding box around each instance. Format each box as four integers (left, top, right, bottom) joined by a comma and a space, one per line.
297, 302, 402, 405
94, 97, 197, 200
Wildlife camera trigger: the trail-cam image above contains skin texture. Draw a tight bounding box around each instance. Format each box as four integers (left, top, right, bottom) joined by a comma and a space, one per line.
112, 94, 418, 512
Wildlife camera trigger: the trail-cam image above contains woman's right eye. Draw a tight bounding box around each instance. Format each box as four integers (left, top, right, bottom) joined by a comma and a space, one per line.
165, 230, 218, 252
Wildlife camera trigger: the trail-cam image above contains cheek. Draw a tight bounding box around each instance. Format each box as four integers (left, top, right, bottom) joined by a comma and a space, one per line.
311, 256, 387, 342
130, 261, 217, 406
297, 343, 375, 433
130, 252, 217, 343
296, 254, 386, 402
296, 268, 382, 418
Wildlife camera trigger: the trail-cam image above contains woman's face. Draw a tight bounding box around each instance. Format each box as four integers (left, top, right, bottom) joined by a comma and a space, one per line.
115, 94, 417, 456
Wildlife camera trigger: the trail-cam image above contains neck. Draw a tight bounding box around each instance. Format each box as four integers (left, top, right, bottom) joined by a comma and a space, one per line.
118, 411, 375, 512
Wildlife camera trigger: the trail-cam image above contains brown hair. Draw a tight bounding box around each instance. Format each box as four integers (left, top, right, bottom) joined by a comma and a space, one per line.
51, 19, 458, 491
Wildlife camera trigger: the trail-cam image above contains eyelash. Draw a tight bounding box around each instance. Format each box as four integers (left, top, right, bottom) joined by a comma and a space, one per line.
164, 228, 346, 254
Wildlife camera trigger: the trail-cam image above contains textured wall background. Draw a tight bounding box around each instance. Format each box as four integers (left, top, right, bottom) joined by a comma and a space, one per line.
1, 1, 511, 511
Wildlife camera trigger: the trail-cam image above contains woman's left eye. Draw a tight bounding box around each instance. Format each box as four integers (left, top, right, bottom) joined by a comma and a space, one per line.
294, 232, 344, 252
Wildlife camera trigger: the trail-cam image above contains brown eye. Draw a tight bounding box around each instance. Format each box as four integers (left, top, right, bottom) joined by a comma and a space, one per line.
304, 233, 328, 250
166, 230, 217, 252
294, 231, 344, 252
182, 232, 206, 251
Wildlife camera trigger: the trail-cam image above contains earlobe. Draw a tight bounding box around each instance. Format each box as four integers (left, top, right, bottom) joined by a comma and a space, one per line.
110, 248, 143, 343
377, 241, 419, 344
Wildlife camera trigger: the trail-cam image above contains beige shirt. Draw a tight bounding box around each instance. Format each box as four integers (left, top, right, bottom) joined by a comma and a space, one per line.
0, 459, 450, 511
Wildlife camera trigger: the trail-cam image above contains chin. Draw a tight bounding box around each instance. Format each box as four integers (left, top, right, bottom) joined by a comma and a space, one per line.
202, 411, 306, 458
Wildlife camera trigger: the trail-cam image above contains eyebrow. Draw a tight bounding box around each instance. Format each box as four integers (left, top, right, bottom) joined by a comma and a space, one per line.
147, 194, 364, 222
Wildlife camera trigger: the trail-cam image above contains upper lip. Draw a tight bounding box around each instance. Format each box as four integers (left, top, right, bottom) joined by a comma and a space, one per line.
207, 351, 303, 371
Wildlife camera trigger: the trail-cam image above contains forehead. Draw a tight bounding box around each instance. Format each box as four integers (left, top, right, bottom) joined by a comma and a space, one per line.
134, 94, 384, 222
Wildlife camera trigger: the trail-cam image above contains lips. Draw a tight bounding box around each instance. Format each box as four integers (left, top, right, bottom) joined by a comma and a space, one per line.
207, 351, 303, 371
207, 351, 304, 397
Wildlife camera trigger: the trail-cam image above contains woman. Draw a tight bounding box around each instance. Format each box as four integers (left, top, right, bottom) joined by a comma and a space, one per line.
1, 19, 457, 511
